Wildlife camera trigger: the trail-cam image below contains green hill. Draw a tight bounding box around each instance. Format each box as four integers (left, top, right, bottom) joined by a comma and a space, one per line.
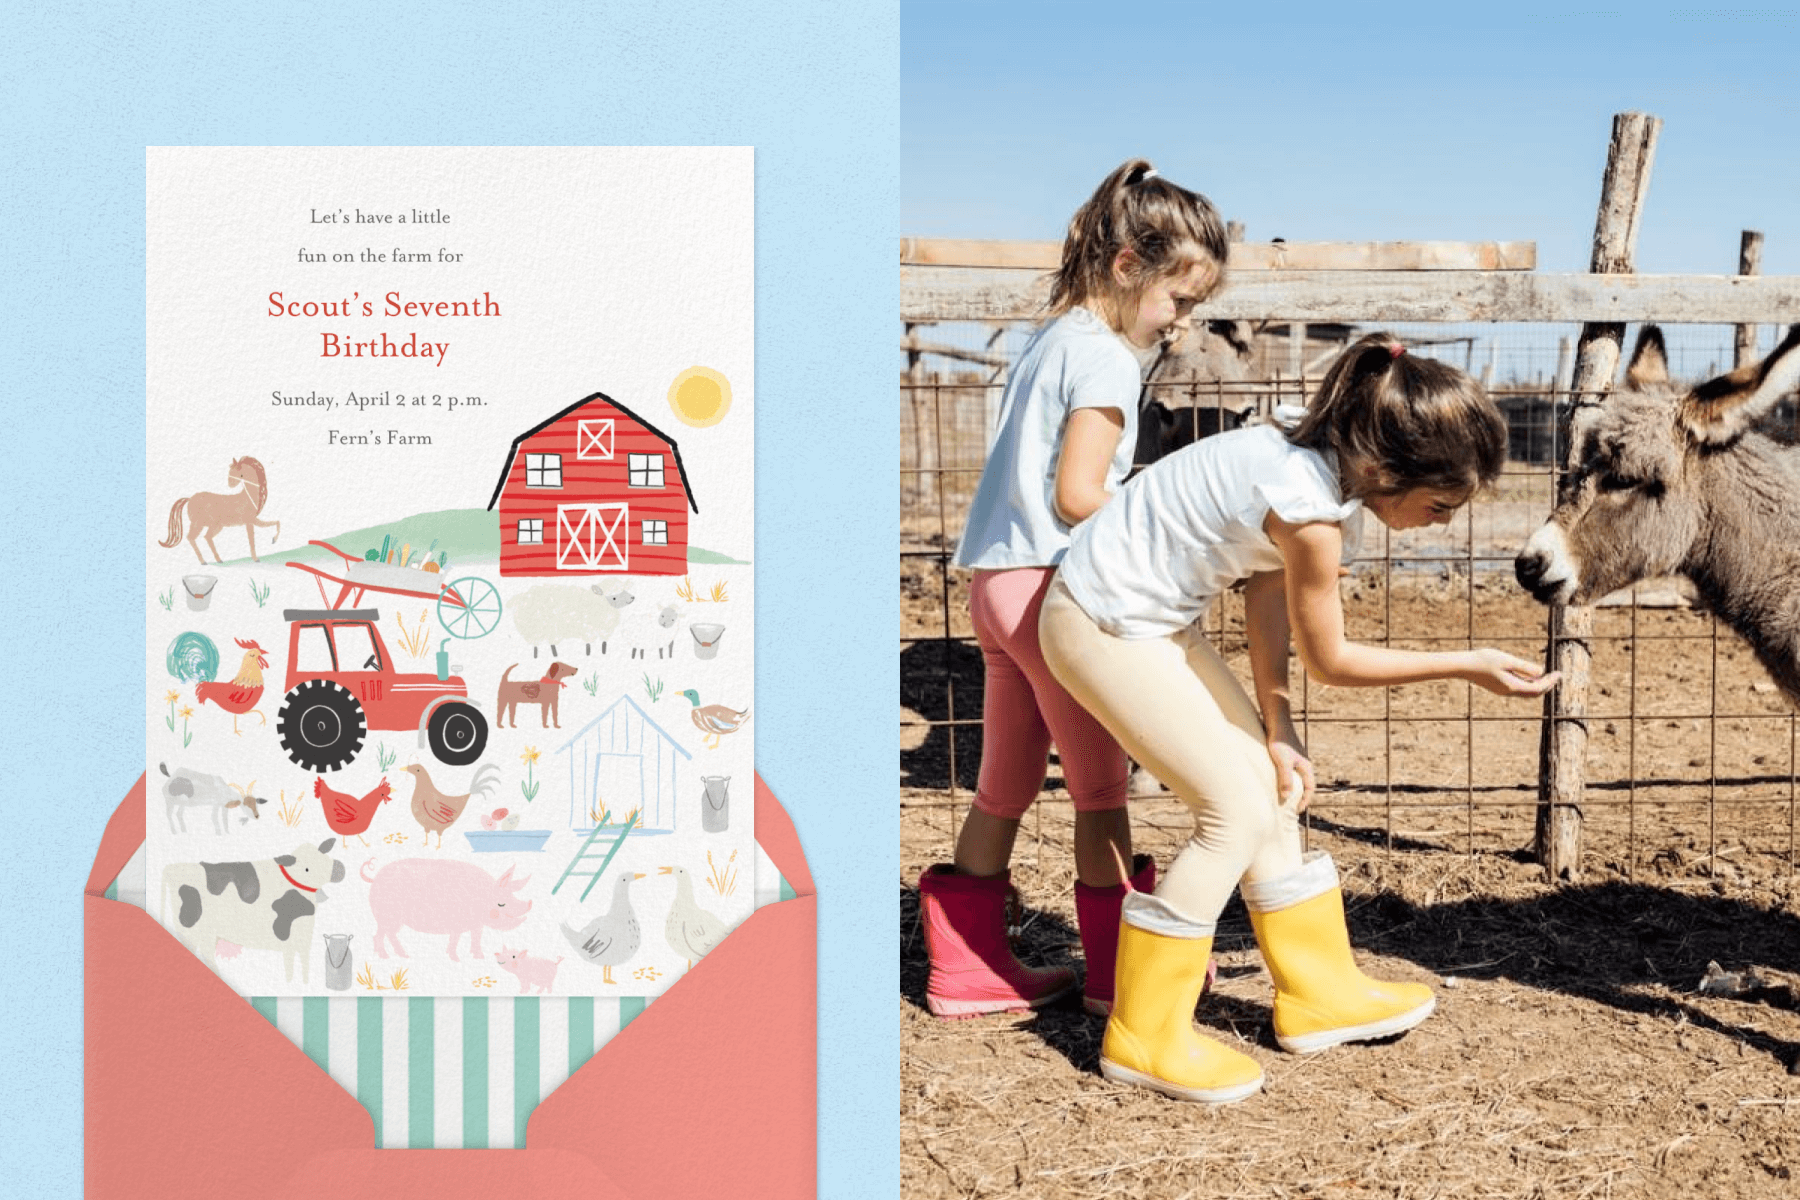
215, 508, 746, 567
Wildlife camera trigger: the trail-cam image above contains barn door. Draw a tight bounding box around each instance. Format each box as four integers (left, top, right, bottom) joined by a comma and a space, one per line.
556, 503, 629, 571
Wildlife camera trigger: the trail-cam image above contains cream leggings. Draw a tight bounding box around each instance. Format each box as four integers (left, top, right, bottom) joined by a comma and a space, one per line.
1039, 577, 1304, 924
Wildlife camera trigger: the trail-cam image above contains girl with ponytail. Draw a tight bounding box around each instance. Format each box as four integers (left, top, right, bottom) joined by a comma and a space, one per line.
1038, 333, 1559, 1103
920, 160, 1228, 1020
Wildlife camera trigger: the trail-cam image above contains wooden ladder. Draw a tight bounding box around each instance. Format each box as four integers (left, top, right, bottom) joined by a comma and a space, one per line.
551, 809, 639, 900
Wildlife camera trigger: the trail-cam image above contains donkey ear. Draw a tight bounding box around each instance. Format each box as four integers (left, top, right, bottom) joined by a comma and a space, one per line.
1624, 325, 1669, 391
1678, 324, 1800, 447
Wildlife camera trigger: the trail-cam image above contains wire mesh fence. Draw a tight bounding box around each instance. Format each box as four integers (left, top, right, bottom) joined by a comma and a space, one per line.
900, 320, 1800, 880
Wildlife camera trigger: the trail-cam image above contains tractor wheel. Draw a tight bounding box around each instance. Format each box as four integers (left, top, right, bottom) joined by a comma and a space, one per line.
277, 679, 367, 772
427, 701, 487, 766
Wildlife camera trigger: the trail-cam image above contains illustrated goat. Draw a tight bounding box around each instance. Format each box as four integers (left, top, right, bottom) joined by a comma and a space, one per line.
1516, 324, 1800, 698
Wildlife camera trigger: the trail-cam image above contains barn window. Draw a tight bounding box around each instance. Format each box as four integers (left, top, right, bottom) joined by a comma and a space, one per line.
518, 519, 543, 545
628, 453, 664, 488
526, 453, 563, 487
578, 419, 614, 460
642, 520, 668, 546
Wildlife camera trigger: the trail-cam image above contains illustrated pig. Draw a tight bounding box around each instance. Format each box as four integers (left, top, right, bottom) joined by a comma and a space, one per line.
361, 858, 532, 961
494, 947, 563, 995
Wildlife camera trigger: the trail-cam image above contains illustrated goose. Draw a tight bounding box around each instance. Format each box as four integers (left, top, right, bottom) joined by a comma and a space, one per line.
560, 871, 645, 985
660, 864, 726, 971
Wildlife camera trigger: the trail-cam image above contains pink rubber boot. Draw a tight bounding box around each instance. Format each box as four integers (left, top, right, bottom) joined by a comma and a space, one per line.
1075, 854, 1156, 1016
919, 865, 1077, 1018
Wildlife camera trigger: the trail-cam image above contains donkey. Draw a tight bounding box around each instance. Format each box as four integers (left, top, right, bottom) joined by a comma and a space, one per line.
1515, 323, 1800, 698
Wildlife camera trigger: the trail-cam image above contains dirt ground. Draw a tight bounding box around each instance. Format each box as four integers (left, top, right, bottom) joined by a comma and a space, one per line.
901, 572, 1800, 1199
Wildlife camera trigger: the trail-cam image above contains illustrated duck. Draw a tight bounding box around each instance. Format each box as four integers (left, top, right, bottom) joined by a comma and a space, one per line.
676, 689, 749, 750
559, 871, 645, 984
660, 864, 726, 971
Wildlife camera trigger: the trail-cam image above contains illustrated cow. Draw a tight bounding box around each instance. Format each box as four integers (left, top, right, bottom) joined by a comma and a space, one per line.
160, 838, 345, 984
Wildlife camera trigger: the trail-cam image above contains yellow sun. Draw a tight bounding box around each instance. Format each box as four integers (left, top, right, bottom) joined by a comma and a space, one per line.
668, 366, 732, 428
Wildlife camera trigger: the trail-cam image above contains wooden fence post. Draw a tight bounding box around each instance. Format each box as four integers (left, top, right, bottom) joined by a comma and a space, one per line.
1736, 230, 1764, 369
1535, 111, 1661, 881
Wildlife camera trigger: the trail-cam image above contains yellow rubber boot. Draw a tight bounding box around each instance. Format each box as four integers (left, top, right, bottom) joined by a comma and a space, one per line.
1243, 852, 1435, 1053
1098, 892, 1264, 1104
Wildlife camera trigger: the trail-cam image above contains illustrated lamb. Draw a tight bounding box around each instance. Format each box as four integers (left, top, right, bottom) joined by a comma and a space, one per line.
508, 581, 634, 657
1517, 324, 1800, 699
606, 601, 684, 659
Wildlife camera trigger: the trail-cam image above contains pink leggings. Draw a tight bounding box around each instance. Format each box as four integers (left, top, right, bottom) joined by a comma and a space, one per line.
970, 567, 1129, 819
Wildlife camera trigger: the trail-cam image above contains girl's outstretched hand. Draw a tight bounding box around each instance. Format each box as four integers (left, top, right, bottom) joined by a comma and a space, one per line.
1266, 734, 1316, 813
1464, 649, 1563, 697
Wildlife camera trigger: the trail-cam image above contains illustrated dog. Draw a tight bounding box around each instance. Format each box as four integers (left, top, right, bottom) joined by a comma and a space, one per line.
496, 661, 579, 728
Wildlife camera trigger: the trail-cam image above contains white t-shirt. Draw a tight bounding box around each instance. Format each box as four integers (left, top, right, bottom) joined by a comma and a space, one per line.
1059, 417, 1365, 638
953, 307, 1142, 570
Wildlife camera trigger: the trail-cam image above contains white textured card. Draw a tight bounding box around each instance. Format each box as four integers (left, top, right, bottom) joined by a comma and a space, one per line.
145, 147, 754, 998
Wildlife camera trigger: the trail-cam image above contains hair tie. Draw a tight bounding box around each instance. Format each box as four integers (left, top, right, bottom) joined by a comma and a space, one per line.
1389, 343, 1405, 359
1138, 166, 1159, 183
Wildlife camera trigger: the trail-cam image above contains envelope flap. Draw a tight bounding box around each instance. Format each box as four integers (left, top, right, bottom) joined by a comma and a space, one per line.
87, 772, 148, 896
754, 770, 814, 896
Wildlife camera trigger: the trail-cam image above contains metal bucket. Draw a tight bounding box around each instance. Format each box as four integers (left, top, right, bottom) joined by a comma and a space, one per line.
182, 574, 217, 611
701, 775, 730, 832
691, 623, 725, 659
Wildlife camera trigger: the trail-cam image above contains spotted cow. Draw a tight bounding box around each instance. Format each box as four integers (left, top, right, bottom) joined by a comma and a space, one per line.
159, 837, 345, 985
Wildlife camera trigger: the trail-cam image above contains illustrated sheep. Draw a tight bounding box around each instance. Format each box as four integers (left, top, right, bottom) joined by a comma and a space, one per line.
605, 601, 684, 659
1517, 324, 1800, 699
509, 581, 635, 658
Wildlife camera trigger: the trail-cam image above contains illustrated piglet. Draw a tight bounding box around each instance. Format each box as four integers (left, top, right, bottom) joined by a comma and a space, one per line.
494, 947, 563, 995
361, 859, 532, 961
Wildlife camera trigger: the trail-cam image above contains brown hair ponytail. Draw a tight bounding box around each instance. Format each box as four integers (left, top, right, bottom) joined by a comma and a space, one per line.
1046, 159, 1229, 325
1288, 333, 1507, 500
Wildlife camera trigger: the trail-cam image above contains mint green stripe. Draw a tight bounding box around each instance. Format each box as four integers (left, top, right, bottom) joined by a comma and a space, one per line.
620, 996, 645, 1029
462, 998, 489, 1149
302, 998, 329, 1072
514, 997, 539, 1147
104, 876, 118, 901
568, 996, 594, 1076
779, 874, 796, 901
408, 997, 435, 1148
358, 997, 384, 1149
251, 996, 277, 1025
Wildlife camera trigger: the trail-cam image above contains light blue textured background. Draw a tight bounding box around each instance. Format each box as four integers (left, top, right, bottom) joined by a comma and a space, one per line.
0, 4, 898, 1197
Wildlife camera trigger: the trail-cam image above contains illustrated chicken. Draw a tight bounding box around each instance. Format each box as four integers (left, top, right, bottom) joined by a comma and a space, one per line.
404, 761, 500, 848
660, 864, 727, 972
196, 638, 268, 735
314, 775, 395, 846
560, 871, 646, 984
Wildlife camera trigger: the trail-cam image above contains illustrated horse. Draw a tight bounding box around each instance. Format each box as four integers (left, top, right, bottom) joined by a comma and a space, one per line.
159, 456, 281, 564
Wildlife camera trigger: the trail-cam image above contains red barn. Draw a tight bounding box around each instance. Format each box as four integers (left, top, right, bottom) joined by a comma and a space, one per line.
487, 392, 699, 576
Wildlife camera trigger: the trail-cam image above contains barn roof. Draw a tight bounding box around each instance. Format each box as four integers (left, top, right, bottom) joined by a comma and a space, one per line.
486, 390, 700, 514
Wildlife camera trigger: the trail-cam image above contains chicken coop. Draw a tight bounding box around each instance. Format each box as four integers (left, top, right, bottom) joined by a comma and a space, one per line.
558, 693, 691, 835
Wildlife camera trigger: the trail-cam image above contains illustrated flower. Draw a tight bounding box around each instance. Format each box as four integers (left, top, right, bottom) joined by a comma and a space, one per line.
520, 747, 541, 803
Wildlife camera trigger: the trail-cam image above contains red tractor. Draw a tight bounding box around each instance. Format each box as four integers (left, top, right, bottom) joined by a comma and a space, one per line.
275, 608, 487, 771
276, 542, 503, 772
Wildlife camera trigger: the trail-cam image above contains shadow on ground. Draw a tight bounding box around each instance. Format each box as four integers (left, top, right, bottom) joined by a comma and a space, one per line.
901, 866, 1800, 1076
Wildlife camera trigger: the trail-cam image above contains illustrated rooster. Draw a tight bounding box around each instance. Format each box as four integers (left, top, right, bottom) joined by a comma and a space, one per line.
314, 775, 395, 846
196, 637, 268, 735
405, 761, 501, 848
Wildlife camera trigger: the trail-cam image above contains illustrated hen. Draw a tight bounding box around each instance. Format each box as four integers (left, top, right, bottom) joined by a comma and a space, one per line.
314, 775, 394, 846
405, 761, 500, 848
196, 638, 268, 734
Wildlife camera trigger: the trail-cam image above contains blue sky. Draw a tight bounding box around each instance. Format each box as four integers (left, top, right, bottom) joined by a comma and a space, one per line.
904, 4, 1800, 276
